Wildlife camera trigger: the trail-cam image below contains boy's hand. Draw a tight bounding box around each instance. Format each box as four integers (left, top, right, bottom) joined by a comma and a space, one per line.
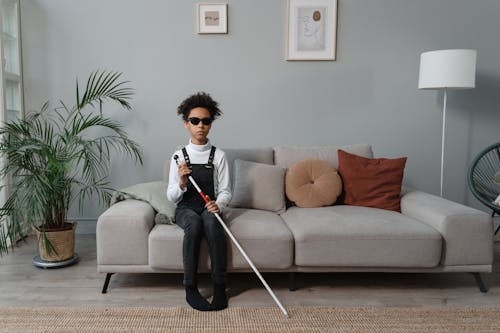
205, 195, 220, 214
177, 162, 191, 190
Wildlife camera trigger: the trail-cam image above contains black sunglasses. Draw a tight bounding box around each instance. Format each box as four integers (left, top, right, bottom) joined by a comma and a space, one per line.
187, 117, 213, 125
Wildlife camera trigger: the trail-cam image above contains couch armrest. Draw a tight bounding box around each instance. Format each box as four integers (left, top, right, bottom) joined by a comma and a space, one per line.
97, 199, 155, 266
400, 190, 493, 267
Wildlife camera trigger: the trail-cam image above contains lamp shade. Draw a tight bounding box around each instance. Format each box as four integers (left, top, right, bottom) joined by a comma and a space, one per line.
418, 49, 476, 89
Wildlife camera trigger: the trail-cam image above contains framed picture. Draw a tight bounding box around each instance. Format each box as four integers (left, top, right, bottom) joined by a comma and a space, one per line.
286, 0, 337, 61
197, 3, 228, 34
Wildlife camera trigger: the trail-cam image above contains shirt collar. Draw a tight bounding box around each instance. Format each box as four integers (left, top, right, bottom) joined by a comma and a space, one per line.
188, 139, 211, 152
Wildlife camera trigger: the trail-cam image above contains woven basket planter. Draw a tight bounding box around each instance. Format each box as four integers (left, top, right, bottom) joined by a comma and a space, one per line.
36, 222, 77, 262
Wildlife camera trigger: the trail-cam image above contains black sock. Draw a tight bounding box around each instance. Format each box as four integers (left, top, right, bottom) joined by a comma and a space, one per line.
185, 285, 211, 311
211, 283, 228, 310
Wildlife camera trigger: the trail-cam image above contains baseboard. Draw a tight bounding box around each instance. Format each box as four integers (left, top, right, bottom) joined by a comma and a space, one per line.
67, 218, 97, 235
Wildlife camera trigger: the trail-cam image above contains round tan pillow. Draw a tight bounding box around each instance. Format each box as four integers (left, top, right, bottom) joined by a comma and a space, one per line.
285, 159, 342, 208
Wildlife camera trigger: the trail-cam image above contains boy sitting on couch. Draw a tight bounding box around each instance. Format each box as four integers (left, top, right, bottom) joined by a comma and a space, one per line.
167, 92, 232, 311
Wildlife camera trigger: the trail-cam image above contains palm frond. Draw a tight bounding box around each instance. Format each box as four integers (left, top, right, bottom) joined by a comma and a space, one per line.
77, 70, 134, 111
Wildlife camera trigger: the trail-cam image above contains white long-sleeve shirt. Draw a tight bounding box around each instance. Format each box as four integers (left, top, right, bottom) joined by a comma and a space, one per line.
166, 139, 232, 208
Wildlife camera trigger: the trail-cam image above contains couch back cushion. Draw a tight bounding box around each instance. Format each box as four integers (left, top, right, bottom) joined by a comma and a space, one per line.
163, 147, 274, 184
224, 148, 275, 190
274, 144, 373, 169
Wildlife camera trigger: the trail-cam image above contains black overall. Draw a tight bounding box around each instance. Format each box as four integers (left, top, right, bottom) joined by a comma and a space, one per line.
175, 146, 227, 286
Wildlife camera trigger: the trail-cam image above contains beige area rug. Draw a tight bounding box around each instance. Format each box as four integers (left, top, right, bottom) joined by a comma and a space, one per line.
1, 306, 500, 333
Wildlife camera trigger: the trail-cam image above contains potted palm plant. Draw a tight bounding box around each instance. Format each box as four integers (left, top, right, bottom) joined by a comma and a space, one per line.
0, 70, 143, 265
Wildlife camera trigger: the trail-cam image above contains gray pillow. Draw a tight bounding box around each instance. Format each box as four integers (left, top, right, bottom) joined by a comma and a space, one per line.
230, 159, 286, 214
111, 181, 176, 224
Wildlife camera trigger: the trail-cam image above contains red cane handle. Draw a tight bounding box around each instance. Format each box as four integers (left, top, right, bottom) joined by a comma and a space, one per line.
199, 191, 210, 204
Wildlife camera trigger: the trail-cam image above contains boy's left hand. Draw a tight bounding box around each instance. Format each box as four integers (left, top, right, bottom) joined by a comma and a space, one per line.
205, 195, 220, 214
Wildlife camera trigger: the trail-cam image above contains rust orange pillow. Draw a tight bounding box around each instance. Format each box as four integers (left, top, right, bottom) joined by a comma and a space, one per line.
337, 149, 407, 212
285, 159, 342, 208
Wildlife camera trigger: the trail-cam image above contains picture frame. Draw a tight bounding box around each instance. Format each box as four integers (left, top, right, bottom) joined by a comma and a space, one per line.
286, 0, 338, 61
197, 3, 228, 34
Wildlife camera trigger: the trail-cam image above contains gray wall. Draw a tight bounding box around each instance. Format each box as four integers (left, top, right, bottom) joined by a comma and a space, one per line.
20, 0, 500, 228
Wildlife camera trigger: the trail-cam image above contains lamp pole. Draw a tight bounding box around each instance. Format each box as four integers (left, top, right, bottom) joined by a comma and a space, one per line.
440, 88, 447, 197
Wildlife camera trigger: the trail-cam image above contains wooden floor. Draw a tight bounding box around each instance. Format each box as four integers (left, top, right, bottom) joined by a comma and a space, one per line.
0, 234, 499, 308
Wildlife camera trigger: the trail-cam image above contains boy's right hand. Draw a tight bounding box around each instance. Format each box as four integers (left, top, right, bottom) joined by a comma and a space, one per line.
178, 162, 191, 190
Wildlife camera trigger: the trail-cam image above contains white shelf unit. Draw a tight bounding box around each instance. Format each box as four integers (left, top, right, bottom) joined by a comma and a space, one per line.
1, 0, 23, 123
0, 0, 23, 247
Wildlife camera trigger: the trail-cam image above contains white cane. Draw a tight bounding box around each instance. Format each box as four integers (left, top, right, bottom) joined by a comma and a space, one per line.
174, 155, 289, 317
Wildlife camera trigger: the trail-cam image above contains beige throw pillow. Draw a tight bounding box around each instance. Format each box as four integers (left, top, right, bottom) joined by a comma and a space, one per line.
285, 159, 342, 208
230, 159, 286, 214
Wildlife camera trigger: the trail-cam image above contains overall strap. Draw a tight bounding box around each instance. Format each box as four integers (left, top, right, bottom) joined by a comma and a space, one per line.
181, 147, 191, 167
207, 146, 217, 167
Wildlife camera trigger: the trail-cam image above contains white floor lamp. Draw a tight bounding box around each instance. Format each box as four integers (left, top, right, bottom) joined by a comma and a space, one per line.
418, 49, 477, 197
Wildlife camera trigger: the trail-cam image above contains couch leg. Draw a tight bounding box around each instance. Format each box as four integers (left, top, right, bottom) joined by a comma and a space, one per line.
102, 273, 114, 294
288, 272, 297, 291
492, 211, 500, 235
472, 273, 488, 293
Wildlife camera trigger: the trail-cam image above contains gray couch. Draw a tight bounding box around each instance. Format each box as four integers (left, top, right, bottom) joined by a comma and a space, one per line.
96, 144, 494, 293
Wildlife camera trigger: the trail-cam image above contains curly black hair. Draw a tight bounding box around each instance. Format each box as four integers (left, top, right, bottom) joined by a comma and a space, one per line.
177, 92, 222, 121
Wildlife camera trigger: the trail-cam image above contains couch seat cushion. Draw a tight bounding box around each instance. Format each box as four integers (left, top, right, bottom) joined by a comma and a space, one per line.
149, 208, 294, 270
149, 223, 200, 270
280, 205, 442, 268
